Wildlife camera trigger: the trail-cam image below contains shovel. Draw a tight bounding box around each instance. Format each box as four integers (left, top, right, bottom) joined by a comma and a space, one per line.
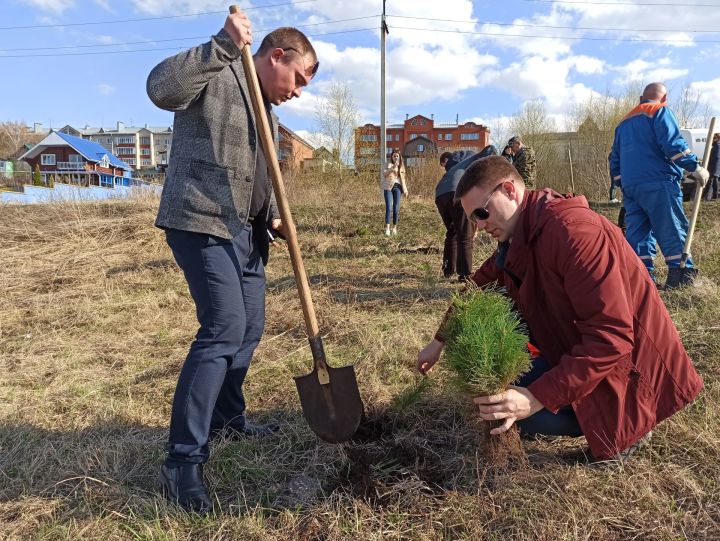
680, 117, 717, 268
230, 5, 363, 443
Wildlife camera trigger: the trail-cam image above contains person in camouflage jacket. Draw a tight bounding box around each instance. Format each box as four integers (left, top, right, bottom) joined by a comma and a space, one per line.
509, 136, 536, 187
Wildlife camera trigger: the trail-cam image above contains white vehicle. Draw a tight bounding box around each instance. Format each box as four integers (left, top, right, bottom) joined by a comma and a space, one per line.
681, 128, 710, 159
680, 128, 710, 188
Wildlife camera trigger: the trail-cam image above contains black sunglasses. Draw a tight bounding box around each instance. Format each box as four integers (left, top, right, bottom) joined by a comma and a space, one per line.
283, 47, 319, 77
470, 182, 505, 223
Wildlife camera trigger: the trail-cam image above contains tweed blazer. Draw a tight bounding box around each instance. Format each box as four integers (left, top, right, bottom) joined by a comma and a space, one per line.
147, 28, 278, 246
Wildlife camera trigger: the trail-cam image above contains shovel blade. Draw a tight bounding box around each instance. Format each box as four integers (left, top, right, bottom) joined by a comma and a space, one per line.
294, 365, 363, 443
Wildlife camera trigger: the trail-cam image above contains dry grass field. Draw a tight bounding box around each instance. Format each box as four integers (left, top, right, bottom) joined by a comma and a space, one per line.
2, 178, 720, 540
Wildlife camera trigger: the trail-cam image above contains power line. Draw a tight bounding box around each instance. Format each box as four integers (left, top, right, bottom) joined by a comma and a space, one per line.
0, 16, 378, 53
0, 28, 377, 58
519, 0, 719, 6
389, 15, 720, 34
0, 0, 317, 31
391, 25, 720, 43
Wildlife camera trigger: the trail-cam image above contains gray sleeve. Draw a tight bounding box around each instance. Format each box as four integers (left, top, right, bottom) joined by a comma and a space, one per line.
146, 28, 242, 112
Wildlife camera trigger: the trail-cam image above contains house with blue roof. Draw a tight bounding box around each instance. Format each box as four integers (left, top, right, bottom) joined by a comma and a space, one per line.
18, 130, 136, 188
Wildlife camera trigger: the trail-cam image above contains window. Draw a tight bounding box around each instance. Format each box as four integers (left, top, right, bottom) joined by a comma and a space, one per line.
411, 119, 417, 126
437, 133, 443, 140
140, 136, 151, 145
69, 154, 82, 162
386, 147, 393, 156
141, 148, 151, 156
360, 147, 375, 155
460, 133, 480, 140
445, 133, 453, 140
141, 159, 152, 166
396, 135, 401, 141
116, 147, 134, 155
125, 158, 136, 165
41, 154, 56, 165
409, 133, 417, 139
417, 144, 424, 152
419, 133, 427, 139
360, 134, 377, 142
420, 120, 426, 126
117, 136, 135, 144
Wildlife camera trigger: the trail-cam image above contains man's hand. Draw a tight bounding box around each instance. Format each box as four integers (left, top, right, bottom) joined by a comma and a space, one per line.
270, 218, 287, 244
224, 8, 253, 49
417, 339, 444, 374
473, 385, 544, 435
688, 166, 710, 186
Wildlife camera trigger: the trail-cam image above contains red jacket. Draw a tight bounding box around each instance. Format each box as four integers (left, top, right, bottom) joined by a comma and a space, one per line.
470, 189, 703, 459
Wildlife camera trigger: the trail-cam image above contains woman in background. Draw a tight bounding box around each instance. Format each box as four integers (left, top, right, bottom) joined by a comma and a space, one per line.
381, 150, 408, 235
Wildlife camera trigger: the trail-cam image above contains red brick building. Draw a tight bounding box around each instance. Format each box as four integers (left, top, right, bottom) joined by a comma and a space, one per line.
355, 114, 490, 168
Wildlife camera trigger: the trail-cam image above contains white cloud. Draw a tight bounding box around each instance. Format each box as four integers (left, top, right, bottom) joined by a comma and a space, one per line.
97, 84, 115, 96
93, 0, 113, 11
571, 55, 605, 75
558, 1, 714, 48
611, 57, 688, 86
690, 78, 720, 110
480, 55, 600, 113
20, 0, 74, 13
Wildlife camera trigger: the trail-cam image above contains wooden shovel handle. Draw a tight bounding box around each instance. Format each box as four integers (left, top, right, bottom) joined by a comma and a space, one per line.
681, 117, 716, 267
229, 5, 326, 368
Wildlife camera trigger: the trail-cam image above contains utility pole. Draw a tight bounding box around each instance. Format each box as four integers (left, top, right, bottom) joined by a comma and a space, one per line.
379, 0, 389, 187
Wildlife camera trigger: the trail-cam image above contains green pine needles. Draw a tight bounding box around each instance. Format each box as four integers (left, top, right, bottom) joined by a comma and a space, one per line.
443, 286, 531, 396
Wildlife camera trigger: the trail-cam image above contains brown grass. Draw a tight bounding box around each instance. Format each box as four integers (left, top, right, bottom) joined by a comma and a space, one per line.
1, 189, 719, 540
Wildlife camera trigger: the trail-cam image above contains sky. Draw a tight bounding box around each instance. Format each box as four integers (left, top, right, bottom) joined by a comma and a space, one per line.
1, 0, 719, 146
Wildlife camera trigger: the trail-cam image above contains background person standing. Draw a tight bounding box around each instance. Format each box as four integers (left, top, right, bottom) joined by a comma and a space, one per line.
609, 82, 709, 289
508, 136, 536, 187
381, 150, 408, 236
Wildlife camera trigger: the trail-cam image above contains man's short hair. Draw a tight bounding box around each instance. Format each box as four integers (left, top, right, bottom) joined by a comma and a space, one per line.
257, 27, 318, 67
455, 155, 522, 200
508, 136, 521, 145
439, 151, 453, 164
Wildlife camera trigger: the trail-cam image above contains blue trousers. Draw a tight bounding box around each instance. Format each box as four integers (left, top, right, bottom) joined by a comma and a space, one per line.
384, 185, 402, 225
516, 357, 583, 437
164, 226, 265, 466
622, 181, 693, 270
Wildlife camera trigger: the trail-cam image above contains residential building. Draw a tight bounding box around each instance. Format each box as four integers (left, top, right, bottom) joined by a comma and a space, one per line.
58, 122, 172, 172
355, 114, 491, 168
0, 158, 13, 178
19, 130, 134, 187
278, 123, 314, 172
303, 146, 341, 173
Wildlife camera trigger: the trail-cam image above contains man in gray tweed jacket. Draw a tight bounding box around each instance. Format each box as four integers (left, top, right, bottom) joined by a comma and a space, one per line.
147, 7, 318, 513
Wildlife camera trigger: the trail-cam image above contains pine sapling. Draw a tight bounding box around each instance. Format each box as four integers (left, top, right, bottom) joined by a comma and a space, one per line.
441, 285, 531, 466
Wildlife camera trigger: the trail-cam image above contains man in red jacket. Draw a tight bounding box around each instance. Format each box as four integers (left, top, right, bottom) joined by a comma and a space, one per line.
417, 156, 703, 461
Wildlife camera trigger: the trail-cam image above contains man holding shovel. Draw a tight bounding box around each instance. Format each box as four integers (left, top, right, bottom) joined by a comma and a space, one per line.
610, 82, 709, 289
147, 8, 318, 513
417, 156, 703, 462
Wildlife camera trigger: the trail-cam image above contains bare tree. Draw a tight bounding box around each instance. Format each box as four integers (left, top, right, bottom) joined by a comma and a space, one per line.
313, 82, 361, 174
0, 121, 31, 158
672, 83, 703, 128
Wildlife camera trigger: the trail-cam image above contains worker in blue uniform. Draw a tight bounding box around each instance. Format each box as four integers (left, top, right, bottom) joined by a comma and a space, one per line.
610, 82, 709, 289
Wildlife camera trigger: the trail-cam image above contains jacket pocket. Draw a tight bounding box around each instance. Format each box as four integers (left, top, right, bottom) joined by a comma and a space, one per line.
182, 159, 236, 219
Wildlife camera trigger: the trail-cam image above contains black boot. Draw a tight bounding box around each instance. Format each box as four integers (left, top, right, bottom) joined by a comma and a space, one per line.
159, 463, 212, 514
665, 267, 698, 289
